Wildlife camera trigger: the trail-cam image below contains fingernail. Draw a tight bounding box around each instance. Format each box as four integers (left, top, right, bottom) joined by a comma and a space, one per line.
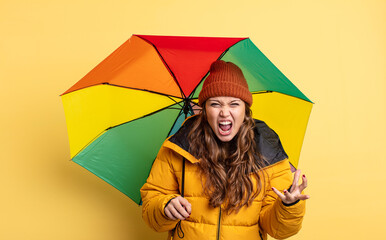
284, 190, 287, 193
303, 174, 306, 178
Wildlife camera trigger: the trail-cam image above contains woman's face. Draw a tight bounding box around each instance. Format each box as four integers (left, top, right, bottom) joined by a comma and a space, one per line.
205, 96, 246, 142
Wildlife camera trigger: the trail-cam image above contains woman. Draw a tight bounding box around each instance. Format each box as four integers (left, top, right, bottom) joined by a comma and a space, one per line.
140, 60, 309, 240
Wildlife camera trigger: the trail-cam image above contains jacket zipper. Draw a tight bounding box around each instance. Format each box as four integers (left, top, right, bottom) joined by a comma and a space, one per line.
216, 207, 222, 240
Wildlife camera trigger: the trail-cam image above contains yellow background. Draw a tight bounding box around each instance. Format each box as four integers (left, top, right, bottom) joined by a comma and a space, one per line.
1, 0, 385, 239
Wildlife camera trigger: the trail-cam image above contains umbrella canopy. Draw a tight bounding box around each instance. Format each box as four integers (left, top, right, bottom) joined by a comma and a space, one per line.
61, 35, 313, 204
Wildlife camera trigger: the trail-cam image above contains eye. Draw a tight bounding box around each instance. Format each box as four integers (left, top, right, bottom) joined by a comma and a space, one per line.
210, 102, 220, 107
230, 102, 240, 106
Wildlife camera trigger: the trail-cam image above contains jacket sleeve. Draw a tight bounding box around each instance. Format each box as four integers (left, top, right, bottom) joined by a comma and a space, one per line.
258, 159, 306, 239
140, 146, 180, 232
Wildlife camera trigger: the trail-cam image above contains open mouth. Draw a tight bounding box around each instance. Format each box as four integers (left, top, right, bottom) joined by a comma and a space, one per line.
218, 121, 232, 135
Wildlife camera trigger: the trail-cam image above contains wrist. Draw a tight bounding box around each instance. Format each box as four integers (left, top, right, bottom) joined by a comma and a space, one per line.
281, 199, 300, 207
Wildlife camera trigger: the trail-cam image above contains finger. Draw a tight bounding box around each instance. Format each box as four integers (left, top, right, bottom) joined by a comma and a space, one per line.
283, 189, 292, 198
178, 197, 192, 215
184, 201, 192, 215
168, 204, 186, 220
164, 208, 177, 220
298, 194, 311, 200
175, 205, 190, 219
298, 174, 308, 192
172, 198, 190, 219
291, 169, 301, 192
283, 189, 296, 203
272, 187, 286, 201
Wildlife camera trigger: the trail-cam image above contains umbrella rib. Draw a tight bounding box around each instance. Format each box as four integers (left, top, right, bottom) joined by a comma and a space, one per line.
187, 102, 195, 116
165, 99, 201, 137
167, 96, 184, 108
251, 90, 314, 103
165, 110, 185, 137
104, 83, 184, 99
251, 90, 273, 94
218, 45, 232, 59
188, 38, 247, 99
189, 101, 200, 108
70, 129, 108, 161
106, 103, 182, 130
189, 70, 209, 99
70, 102, 183, 160
61, 82, 184, 99
135, 35, 187, 99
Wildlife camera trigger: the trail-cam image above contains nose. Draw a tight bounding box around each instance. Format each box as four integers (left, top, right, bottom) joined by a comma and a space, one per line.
219, 107, 230, 117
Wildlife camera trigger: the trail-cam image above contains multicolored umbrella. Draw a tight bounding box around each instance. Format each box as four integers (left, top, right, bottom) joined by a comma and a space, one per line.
61, 35, 313, 204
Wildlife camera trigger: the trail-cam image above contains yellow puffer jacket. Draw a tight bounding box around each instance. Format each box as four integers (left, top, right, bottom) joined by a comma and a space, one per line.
140, 116, 306, 240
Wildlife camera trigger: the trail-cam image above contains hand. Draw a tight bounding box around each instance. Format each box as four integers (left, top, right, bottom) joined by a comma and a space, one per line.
164, 196, 192, 220
272, 169, 310, 205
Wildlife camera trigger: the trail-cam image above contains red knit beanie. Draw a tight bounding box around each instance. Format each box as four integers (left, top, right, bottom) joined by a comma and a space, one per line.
198, 60, 253, 106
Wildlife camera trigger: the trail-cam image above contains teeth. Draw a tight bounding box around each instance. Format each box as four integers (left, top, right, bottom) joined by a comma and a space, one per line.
219, 121, 231, 125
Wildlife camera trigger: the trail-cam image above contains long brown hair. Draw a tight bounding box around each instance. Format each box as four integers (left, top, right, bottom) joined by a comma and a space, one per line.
188, 103, 265, 214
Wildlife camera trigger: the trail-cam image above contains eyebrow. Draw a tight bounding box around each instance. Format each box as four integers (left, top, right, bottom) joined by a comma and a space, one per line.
208, 99, 241, 104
